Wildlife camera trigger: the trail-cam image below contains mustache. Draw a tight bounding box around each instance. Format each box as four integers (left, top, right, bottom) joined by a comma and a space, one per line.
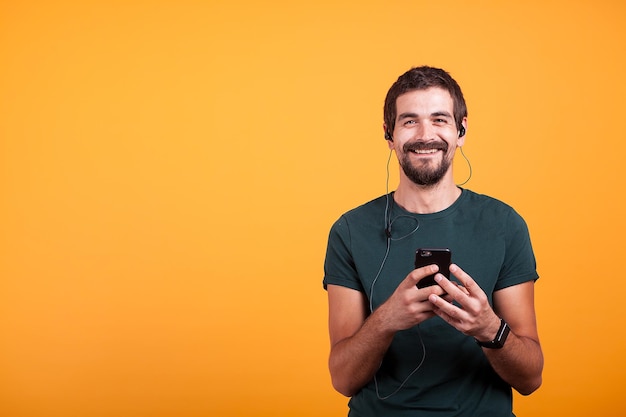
402, 140, 449, 153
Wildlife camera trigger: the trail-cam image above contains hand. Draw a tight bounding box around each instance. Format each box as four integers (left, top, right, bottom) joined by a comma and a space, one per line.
377, 265, 449, 333
427, 264, 501, 341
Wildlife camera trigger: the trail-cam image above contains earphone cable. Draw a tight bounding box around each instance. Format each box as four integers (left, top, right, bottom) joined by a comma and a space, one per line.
370, 149, 425, 399
374, 325, 427, 400
457, 146, 472, 186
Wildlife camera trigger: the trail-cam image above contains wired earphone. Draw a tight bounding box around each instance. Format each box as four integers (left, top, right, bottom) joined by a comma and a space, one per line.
370, 126, 472, 400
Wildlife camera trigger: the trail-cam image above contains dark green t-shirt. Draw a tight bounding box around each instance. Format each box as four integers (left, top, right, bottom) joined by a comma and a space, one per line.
323, 189, 538, 417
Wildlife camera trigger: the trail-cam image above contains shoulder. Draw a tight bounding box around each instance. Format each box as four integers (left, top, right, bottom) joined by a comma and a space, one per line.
326, 194, 389, 252
342, 194, 388, 217
331, 194, 389, 228
461, 189, 513, 210
461, 189, 525, 221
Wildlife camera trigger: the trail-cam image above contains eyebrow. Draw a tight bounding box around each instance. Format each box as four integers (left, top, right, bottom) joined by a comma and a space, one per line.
397, 111, 453, 120
397, 112, 418, 121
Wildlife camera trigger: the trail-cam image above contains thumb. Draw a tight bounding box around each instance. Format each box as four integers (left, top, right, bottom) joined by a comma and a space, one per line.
403, 264, 439, 288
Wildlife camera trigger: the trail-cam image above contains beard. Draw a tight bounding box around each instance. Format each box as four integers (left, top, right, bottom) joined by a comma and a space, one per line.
399, 140, 453, 187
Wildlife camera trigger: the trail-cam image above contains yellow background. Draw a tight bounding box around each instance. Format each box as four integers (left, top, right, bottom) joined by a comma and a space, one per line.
1, 0, 625, 416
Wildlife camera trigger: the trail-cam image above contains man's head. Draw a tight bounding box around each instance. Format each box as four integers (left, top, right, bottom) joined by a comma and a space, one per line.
383, 66, 467, 137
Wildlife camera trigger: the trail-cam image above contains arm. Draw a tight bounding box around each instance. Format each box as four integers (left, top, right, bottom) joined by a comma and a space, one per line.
487, 280, 543, 395
428, 264, 543, 395
327, 265, 446, 397
327, 285, 393, 397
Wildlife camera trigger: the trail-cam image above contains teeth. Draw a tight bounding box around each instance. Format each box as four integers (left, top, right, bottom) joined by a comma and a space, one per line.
412, 149, 439, 154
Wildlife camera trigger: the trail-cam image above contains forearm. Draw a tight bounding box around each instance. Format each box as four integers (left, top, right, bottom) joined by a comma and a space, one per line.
482, 332, 543, 395
430, 271, 543, 395
329, 310, 396, 397
327, 268, 442, 397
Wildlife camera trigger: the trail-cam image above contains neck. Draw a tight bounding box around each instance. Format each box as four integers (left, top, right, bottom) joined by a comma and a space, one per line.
393, 176, 462, 214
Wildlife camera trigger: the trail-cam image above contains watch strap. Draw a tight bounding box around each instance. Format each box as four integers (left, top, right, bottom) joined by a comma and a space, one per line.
475, 318, 510, 349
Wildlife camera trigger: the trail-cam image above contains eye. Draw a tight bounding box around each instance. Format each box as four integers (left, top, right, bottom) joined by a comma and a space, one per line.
403, 120, 417, 126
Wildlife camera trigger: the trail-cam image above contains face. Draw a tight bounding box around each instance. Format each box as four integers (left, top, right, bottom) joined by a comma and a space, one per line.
387, 87, 465, 187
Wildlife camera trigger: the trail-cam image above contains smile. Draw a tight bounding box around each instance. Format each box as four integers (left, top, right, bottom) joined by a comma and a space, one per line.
410, 149, 440, 155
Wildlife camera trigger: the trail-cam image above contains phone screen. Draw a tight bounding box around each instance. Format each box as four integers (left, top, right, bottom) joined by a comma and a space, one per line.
414, 248, 451, 288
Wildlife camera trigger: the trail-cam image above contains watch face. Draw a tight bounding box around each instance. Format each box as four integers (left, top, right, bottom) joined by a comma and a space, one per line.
496, 321, 510, 346
476, 319, 510, 349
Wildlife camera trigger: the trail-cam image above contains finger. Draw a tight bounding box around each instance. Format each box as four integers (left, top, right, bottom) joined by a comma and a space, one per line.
457, 284, 470, 296
449, 264, 482, 296
428, 292, 467, 322
402, 264, 439, 289
419, 282, 448, 299
441, 292, 455, 303
433, 273, 467, 299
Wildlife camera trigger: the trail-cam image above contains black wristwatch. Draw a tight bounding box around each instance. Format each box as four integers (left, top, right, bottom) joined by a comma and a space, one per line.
475, 318, 510, 349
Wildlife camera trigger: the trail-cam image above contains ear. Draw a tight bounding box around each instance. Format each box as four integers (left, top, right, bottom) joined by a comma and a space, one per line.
383, 123, 393, 143
457, 118, 467, 147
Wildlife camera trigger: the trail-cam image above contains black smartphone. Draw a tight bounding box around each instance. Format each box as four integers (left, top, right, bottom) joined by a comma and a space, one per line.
414, 248, 451, 288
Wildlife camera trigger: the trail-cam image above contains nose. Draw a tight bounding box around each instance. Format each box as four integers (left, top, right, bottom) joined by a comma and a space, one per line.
415, 122, 436, 140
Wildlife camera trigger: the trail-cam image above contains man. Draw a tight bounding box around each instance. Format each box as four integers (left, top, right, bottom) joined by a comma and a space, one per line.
323, 66, 543, 416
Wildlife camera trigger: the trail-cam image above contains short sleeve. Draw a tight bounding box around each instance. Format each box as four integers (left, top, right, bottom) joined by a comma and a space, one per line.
495, 209, 539, 290
323, 216, 365, 292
